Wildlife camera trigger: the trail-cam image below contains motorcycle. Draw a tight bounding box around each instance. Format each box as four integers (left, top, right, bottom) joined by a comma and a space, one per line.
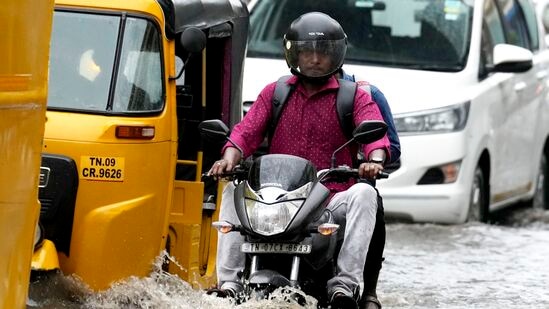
199, 119, 388, 307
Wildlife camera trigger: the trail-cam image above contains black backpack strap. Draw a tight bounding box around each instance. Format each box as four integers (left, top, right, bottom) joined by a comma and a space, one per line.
268, 76, 356, 145
336, 78, 357, 139
269, 75, 294, 143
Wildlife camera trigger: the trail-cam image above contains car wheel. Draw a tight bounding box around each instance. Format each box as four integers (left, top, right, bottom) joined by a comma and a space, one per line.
467, 166, 489, 223
532, 152, 548, 210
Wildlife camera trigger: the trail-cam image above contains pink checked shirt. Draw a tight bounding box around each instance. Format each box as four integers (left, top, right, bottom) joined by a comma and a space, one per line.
225, 75, 391, 193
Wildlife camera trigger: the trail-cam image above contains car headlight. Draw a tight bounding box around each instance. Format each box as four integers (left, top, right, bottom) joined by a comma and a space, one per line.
394, 102, 470, 135
245, 199, 302, 236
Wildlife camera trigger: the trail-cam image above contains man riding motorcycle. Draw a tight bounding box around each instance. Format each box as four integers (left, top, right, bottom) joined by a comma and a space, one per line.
207, 12, 390, 309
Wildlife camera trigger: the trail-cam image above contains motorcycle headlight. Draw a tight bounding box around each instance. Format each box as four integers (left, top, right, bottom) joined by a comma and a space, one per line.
394, 102, 470, 135
246, 199, 303, 236
244, 183, 312, 236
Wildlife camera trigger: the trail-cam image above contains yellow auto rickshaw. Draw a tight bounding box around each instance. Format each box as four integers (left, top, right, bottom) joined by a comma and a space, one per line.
0, 1, 54, 308
32, 0, 249, 292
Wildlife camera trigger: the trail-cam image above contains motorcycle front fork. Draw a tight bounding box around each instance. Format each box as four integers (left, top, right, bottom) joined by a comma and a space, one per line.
250, 255, 301, 288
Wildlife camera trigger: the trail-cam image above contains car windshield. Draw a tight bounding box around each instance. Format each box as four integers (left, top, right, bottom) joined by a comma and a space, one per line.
48, 11, 164, 114
248, 0, 473, 71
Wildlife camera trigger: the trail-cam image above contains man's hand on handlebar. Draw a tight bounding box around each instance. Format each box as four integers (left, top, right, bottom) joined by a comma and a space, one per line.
207, 146, 242, 179
359, 162, 384, 179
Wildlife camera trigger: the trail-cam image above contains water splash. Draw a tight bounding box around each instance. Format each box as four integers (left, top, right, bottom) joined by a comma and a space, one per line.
28, 251, 318, 308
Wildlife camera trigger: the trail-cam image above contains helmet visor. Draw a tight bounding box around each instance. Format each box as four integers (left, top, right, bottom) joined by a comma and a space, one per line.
284, 38, 347, 78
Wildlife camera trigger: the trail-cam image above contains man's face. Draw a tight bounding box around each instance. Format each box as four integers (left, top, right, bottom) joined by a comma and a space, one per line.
297, 48, 333, 77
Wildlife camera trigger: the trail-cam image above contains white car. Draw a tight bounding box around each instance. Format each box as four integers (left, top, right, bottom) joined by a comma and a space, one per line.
243, 0, 549, 224
536, 0, 549, 44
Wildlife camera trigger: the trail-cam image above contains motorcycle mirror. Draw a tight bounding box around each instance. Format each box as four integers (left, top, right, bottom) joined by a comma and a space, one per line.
198, 119, 245, 156
353, 120, 388, 145
330, 120, 388, 168
198, 119, 230, 141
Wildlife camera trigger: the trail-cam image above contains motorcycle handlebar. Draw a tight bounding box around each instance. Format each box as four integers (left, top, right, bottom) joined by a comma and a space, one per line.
202, 165, 389, 182
318, 166, 389, 182
201, 165, 249, 182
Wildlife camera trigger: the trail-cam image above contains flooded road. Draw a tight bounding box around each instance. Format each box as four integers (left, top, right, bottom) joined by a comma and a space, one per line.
29, 205, 549, 308
380, 207, 549, 308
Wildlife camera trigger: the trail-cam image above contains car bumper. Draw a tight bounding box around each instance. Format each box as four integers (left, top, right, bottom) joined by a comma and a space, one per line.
381, 184, 470, 224
378, 131, 474, 224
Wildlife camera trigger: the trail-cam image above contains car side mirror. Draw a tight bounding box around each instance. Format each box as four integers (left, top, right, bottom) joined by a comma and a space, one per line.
491, 43, 533, 73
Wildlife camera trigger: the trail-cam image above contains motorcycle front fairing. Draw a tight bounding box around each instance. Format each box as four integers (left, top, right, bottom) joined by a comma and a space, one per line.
234, 181, 331, 241
233, 154, 331, 241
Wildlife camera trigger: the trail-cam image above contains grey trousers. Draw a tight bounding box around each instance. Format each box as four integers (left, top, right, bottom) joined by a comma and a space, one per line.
216, 182, 378, 298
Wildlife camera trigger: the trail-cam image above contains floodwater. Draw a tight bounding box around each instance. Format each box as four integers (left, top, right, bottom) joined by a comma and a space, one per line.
28, 205, 549, 309
380, 206, 549, 309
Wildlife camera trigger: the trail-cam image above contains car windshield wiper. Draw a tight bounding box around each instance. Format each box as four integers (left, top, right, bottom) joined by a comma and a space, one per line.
401, 63, 463, 72
247, 50, 283, 59
345, 58, 400, 66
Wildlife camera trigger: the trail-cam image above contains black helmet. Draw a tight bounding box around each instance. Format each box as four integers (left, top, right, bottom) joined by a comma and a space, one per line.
283, 12, 347, 80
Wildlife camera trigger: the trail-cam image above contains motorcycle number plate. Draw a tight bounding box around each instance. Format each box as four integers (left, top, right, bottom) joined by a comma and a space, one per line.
241, 242, 311, 254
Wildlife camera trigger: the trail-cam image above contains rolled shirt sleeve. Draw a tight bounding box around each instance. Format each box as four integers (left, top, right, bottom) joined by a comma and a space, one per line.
222, 82, 277, 158
353, 87, 391, 163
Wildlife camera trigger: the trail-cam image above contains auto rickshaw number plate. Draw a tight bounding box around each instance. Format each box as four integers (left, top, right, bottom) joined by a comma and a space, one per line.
241, 242, 311, 254
80, 156, 125, 181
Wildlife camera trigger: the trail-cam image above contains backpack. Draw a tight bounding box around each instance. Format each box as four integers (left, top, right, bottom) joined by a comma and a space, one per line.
268, 75, 371, 143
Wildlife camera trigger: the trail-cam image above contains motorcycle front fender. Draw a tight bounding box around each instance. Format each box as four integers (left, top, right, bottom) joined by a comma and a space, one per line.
248, 269, 291, 287
31, 239, 60, 271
